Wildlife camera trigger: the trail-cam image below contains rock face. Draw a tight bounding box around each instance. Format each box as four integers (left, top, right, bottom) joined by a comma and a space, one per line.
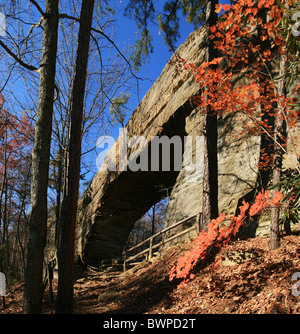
163, 110, 261, 243
76, 26, 299, 267
164, 107, 299, 243
76, 27, 207, 266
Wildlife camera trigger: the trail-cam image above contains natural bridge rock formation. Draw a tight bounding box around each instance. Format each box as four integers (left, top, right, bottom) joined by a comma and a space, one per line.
76, 27, 299, 267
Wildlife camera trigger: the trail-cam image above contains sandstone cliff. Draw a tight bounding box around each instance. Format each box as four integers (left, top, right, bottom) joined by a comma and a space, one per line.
76, 26, 300, 267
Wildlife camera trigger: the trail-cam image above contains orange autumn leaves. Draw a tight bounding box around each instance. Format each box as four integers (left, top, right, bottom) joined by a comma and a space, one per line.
183, 0, 299, 138
169, 190, 283, 288
215, 0, 277, 15
215, 2, 230, 14
168, 0, 299, 288
212, 0, 286, 56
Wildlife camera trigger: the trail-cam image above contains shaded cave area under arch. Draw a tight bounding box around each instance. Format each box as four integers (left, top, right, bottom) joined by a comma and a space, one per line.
80, 106, 192, 267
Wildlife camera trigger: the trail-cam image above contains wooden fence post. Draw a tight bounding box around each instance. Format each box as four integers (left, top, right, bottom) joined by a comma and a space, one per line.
122, 212, 202, 270
149, 237, 154, 260
123, 251, 127, 272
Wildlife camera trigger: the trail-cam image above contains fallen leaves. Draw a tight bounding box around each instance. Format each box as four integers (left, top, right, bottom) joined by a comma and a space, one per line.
1, 235, 300, 314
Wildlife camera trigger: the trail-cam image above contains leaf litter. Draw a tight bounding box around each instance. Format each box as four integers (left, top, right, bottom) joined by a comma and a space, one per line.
1, 235, 300, 314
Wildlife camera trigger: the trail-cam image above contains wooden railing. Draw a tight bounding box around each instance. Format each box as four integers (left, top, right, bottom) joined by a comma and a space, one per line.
123, 212, 202, 271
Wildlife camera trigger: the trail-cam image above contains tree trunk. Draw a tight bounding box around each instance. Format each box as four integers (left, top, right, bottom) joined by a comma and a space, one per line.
270, 54, 287, 250
23, 0, 59, 314
0, 126, 7, 245
55, 146, 63, 249
55, 0, 95, 314
257, 11, 275, 189
202, 0, 219, 227
151, 205, 156, 236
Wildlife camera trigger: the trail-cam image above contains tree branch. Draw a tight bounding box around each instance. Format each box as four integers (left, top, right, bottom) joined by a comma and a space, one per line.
59, 13, 80, 22
91, 26, 142, 81
21, 17, 44, 55
29, 0, 45, 17
59, 13, 144, 83
0, 40, 39, 72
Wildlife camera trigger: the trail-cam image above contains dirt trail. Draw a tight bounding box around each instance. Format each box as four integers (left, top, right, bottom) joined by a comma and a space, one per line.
1, 235, 300, 314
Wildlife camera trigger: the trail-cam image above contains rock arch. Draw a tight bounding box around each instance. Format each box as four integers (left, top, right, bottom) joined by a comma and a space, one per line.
76, 26, 299, 267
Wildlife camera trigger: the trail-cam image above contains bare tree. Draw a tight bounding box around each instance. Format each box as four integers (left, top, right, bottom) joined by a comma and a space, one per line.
55, 0, 95, 314
23, 0, 59, 314
0, 0, 138, 314
270, 53, 287, 250
50, 7, 133, 239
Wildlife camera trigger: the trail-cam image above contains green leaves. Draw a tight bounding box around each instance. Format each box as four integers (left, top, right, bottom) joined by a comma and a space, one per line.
95, 0, 115, 18
125, 0, 155, 71
275, 0, 286, 10
125, 0, 206, 69
109, 92, 131, 127
158, 0, 182, 50
158, 0, 206, 50
130, 28, 154, 72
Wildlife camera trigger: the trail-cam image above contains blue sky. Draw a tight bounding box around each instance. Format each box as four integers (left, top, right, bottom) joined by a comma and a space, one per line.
109, 0, 230, 138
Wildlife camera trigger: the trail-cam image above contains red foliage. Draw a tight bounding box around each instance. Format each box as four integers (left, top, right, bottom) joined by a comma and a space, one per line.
180, 0, 299, 169
169, 0, 299, 289
0, 93, 34, 219
169, 190, 282, 287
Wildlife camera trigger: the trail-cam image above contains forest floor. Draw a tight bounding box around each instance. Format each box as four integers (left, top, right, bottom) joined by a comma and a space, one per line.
1, 233, 300, 314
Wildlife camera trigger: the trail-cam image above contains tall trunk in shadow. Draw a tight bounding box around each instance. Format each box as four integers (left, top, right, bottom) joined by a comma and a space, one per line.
23, 0, 59, 314
257, 11, 275, 190
55, 0, 95, 314
237, 11, 275, 239
202, 0, 219, 227
54, 146, 63, 249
